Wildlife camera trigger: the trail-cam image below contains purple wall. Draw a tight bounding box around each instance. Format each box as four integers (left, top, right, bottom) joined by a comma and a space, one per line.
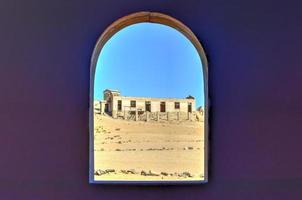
0, 0, 301, 199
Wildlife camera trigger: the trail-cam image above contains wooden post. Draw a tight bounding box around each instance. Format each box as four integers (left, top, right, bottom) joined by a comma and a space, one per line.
135, 110, 138, 121
177, 112, 180, 121
167, 112, 169, 121
157, 111, 159, 121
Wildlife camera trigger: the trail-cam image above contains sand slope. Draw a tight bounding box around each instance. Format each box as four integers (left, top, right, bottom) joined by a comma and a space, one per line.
93, 112, 204, 181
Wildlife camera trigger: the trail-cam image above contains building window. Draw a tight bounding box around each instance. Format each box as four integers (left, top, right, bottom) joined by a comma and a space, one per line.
160, 102, 166, 112
130, 100, 136, 108
118, 100, 122, 111
175, 102, 180, 109
145, 101, 151, 112
188, 102, 192, 113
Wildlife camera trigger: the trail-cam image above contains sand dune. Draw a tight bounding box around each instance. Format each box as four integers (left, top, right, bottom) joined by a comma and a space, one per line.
93, 112, 204, 181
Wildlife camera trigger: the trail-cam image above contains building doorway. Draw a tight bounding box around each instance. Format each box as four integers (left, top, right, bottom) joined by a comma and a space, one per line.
145, 101, 151, 112
160, 102, 166, 112
105, 103, 109, 113
188, 103, 192, 113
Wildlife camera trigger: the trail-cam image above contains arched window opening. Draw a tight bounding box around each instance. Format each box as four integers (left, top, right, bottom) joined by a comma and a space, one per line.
90, 12, 208, 184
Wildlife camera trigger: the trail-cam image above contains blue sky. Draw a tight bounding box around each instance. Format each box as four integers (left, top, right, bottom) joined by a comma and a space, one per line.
94, 22, 204, 107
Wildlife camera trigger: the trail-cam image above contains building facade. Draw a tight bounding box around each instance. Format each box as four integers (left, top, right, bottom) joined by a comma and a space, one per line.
98, 89, 199, 121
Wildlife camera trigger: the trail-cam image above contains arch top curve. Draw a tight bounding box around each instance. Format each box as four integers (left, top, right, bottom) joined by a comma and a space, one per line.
91, 11, 208, 76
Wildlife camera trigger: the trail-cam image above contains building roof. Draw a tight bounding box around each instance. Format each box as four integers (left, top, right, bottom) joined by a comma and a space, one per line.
103, 89, 195, 102
104, 89, 120, 93
113, 95, 195, 102
186, 95, 195, 99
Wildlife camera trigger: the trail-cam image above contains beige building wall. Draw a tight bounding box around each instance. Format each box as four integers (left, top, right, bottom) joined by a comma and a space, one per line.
151, 101, 160, 112
102, 89, 197, 120
112, 96, 195, 113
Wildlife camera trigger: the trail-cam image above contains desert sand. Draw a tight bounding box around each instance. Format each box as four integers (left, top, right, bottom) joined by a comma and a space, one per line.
93, 110, 205, 181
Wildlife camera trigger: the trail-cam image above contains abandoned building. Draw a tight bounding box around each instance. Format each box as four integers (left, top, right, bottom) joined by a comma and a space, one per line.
96, 89, 202, 121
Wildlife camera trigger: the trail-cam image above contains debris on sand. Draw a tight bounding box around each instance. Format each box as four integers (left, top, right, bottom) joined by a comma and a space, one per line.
106, 170, 194, 178
161, 172, 169, 176
115, 128, 121, 131
95, 169, 116, 176
121, 169, 137, 174
141, 170, 160, 176
127, 169, 137, 174
95, 170, 106, 176
105, 169, 115, 173
145, 147, 173, 151
148, 170, 159, 176
115, 149, 121, 151
180, 172, 193, 178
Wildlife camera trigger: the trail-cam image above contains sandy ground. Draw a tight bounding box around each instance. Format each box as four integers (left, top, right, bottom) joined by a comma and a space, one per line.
93, 111, 205, 181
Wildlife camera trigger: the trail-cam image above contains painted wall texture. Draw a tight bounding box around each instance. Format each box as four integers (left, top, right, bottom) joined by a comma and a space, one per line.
0, 0, 301, 199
